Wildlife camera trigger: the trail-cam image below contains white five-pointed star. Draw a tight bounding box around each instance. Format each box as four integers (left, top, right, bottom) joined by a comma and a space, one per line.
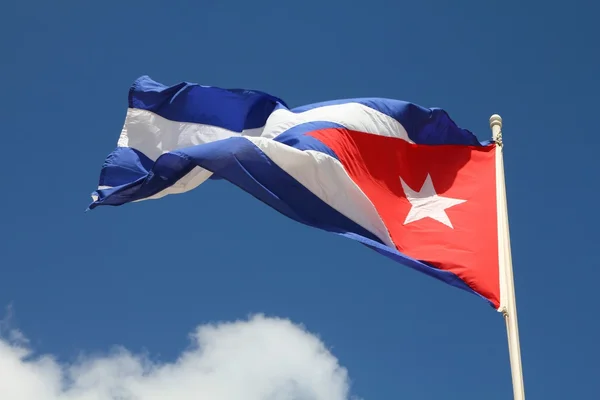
399, 174, 466, 229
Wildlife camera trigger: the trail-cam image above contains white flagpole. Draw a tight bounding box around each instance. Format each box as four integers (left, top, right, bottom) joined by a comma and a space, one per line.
490, 115, 525, 400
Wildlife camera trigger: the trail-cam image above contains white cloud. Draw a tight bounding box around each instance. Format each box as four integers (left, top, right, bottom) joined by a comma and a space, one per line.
0, 314, 358, 400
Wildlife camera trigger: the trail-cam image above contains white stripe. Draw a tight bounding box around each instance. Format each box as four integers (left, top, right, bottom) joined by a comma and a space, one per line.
116, 104, 412, 199
100, 103, 413, 207
119, 103, 412, 160
117, 108, 264, 161
116, 108, 259, 198
245, 137, 394, 248
261, 103, 413, 142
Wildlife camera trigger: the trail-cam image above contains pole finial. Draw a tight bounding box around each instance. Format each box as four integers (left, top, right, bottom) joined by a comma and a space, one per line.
490, 114, 503, 130
489, 114, 503, 144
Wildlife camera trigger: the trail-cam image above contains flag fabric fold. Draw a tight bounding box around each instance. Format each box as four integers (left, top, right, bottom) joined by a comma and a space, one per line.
91, 76, 500, 308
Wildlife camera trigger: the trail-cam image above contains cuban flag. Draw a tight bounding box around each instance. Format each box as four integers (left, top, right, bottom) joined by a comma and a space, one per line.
91, 76, 501, 309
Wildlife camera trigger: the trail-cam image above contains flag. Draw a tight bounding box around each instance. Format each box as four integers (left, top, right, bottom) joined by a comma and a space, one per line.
90, 76, 500, 309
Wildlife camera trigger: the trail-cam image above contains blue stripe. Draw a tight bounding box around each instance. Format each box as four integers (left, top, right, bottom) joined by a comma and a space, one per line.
90, 138, 493, 308
205, 121, 342, 182
291, 98, 485, 146
128, 76, 488, 146
349, 234, 492, 306
272, 121, 344, 160
129, 76, 286, 132
98, 147, 155, 188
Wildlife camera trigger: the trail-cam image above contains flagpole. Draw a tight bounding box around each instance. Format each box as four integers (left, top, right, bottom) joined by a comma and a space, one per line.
490, 115, 525, 400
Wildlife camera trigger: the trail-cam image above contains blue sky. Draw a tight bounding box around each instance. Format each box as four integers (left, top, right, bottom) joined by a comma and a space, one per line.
1, 0, 599, 399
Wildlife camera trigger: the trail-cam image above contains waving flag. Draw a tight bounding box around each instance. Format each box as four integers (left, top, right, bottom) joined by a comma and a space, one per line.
90, 76, 501, 309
